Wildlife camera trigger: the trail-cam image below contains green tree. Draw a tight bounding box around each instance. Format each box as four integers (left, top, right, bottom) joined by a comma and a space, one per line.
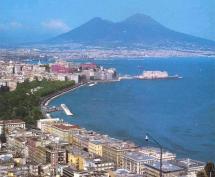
0, 80, 75, 125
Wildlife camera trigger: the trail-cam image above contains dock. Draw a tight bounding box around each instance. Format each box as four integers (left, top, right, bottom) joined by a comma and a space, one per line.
61, 104, 74, 116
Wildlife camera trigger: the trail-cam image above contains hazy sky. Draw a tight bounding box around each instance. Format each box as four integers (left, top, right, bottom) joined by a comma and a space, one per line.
0, 0, 214, 43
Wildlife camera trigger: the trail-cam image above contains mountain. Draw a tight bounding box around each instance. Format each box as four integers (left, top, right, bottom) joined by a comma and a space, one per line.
51, 14, 215, 49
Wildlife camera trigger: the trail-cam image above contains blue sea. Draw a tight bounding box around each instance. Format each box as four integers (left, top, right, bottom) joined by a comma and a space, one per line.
49, 57, 215, 162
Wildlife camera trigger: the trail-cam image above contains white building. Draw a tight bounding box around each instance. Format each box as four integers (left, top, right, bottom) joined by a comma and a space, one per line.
37, 118, 60, 131
122, 151, 156, 175
67, 74, 80, 84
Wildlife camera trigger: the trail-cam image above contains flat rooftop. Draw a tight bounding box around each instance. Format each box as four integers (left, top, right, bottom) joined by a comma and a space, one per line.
124, 151, 155, 162
171, 158, 205, 168
53, 124, 80, 131
145, 161, 184, 172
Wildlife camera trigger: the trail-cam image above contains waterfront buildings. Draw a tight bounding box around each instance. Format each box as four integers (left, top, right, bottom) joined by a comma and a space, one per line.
122, 151, 156, 175
102, 140, 137, 168
37, 118, 60, 131
0, 60, 118, 91
144, 161, 185, 177
88, 140, 103, 157
0, 118, 206, 176
50, 123, 80, 142
138, 147, 176, 161
170, 159, 205, 177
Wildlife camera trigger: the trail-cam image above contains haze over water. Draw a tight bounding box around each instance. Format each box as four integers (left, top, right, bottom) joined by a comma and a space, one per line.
50, 57, 215, 162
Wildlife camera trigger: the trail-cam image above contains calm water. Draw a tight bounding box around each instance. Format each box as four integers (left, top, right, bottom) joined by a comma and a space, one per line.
50, 57, 215, 162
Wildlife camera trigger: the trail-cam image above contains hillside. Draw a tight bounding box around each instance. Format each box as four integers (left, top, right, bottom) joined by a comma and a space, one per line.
51, 14, 215, 49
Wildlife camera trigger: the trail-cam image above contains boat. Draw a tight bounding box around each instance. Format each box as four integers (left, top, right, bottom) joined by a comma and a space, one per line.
88, 82, 97, 87
60, 104, 73, 116
89, 83, 95, 87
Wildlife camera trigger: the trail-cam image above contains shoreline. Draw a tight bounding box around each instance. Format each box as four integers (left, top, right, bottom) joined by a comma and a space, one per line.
40, 82, 89, 118
39, 79, 210, 163
41, 80, 120, 110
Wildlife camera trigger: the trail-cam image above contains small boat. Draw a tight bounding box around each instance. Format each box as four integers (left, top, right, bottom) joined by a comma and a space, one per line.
88, 82, 97, 87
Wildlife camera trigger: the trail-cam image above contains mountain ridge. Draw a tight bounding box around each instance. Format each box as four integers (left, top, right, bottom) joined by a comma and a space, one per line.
51, 14, 215, 49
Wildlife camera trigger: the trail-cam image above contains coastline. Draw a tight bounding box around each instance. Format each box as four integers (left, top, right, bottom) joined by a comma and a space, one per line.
41, 80, 120, 111
40, 82, 88, 118
38, 72, 214, 162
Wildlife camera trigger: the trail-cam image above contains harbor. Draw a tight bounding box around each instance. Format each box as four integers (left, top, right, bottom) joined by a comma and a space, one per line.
40, 82, 88, 118
44, 58, 215, 163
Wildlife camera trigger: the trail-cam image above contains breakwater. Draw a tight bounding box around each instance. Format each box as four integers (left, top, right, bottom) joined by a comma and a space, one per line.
40, 82, 87, 118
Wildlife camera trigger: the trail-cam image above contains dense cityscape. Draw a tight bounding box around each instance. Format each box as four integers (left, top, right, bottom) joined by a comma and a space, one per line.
1, 0, 215, 177
0, 59, 211, 177
1, 47, 215, 63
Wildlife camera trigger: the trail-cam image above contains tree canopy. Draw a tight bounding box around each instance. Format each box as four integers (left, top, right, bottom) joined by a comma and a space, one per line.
0, 79, 75, 125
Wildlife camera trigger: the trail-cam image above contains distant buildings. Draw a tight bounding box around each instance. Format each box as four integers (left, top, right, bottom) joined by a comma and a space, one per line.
50, 61, 77, 74
0, 60, 118, 91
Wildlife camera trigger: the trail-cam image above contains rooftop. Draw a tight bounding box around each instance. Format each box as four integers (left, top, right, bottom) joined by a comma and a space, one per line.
124, 151, 155, 162
53, 124, 80, 131
114, 169, 144, 177
0, 119, 25, 125
106, 140, 137, 150
171, 158, 205, 169
145, 161, 184, 173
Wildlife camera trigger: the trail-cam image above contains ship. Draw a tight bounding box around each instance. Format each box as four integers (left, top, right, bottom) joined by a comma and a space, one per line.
61, 104, 73, 116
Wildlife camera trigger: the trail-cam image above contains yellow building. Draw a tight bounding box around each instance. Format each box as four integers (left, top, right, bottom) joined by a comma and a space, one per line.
50, 124, 80, 142
67, 145, 93, 171
68, 152, 79, 167
88, 140, 103, 157
68, 152, 83, 170
69, 133, 80, 146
